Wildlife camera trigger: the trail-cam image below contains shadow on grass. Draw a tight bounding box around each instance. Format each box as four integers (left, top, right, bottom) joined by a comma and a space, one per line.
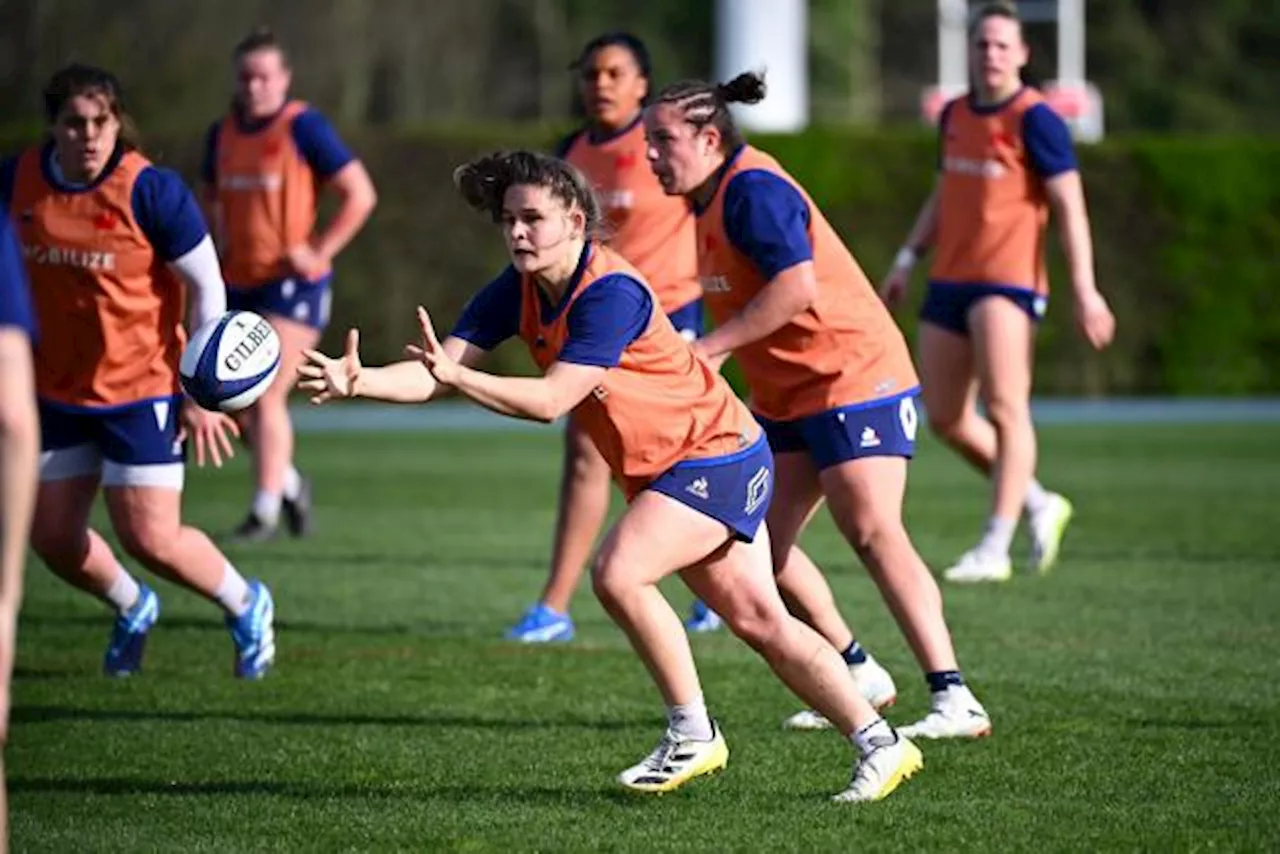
11, 703, 651, 733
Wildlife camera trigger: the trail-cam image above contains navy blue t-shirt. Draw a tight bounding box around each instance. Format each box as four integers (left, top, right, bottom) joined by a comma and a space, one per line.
722, 169, 814, 280
0, 213, 35, 336
451, 250, 652, 368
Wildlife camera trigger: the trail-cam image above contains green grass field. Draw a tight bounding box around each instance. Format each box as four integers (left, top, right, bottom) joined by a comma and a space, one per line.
10, 421, 1280, 852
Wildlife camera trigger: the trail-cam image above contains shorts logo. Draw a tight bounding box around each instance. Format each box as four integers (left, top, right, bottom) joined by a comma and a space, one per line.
859, 427, 881, 449
744, 466, 770, 515
686, 477, 710, 500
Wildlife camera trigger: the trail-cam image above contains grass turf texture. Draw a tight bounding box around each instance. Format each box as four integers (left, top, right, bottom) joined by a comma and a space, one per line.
10, 423, 1280, 852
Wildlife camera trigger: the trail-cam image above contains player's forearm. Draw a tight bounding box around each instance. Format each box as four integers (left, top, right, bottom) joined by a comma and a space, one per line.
1056, 198, 1098, 298
449, 368, 566, 424
698, 264, 818, 357
903, 187, 940, 255
354, 360, 443, 404
313, 169, 377, 262
0, 345, 37, 613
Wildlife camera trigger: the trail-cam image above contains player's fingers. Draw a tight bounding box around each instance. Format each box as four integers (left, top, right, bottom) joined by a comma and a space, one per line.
204, 428, 224, 468
345, 328, 360, 360
192, 429, 207, 468
222, 415, 242, 439
300, 349, 329, 367
416, 306, 440, 348
216, 423, 237, 461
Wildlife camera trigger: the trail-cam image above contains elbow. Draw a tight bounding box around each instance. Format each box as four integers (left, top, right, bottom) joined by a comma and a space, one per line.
360, 182, 378, 215
535, 389, 578, 424
794, 277, 819, 311
532, 400, 562, 424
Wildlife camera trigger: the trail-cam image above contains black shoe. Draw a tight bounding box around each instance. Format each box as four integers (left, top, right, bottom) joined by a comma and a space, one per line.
282, 477, 313, 538
227, 513, 279, 544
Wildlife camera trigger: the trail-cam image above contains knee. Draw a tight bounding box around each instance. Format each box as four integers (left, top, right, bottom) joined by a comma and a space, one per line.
117, 519, 179, 568
983, 393, 1031, 431
843, 512, 904, 562
590, 552, 629, 611
725, 601, 786, 654
926, 403, 966, 441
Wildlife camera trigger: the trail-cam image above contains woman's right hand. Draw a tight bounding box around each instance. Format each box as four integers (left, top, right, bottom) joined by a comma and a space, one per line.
298, 328, 363, 404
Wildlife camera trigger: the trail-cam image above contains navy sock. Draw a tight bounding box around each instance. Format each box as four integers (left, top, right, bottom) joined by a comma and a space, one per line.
841, 641, 868, 666
925, 670, 965, 693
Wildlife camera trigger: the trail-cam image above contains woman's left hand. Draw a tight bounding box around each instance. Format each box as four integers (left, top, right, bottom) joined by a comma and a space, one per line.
404, 305, 462, 386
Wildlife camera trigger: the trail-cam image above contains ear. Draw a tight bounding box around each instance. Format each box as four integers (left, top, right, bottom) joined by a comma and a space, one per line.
570, 205, 587, 238
637, 76, 650, 102
699, 123, 723, 157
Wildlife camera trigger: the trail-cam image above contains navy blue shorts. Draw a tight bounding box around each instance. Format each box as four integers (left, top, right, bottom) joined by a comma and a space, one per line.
666, 298, 704, 342
39, 395, 187, 488
647, 435, 773, 542
920, 282, 1046, 336
228, 274, 333, 331
758, 389, 921, 471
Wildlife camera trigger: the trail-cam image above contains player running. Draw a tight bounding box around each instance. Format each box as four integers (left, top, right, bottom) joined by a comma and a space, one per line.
298, 150, 923, 802
505, 32, 722, 643
644, 71, 990, 739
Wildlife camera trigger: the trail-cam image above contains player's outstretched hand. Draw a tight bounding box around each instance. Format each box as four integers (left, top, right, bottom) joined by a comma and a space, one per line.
298, 328, 363, 404
179, 397, 240, 468
404, 306, 461, 386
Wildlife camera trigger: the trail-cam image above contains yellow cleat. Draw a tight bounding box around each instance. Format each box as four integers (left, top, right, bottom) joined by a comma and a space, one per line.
832, 735, 924, 803
617, 721, 729, 794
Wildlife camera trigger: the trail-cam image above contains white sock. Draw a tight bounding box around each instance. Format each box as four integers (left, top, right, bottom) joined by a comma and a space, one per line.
282, 465, 303, 501
851, 717, 897, 755
104, 567, 141, 613
1024, 479, 1052, 515
668, 694, 714, 742
214, 563, 252, 617
977, 516, 1017, 558
252, 490, 283, 525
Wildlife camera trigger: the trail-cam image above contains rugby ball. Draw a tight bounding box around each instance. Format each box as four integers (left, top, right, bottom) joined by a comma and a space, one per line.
180, 311, 282, 413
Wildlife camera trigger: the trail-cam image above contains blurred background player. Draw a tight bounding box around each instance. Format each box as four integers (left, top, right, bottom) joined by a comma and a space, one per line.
880, 2, 1115, 584
299, 151, 923, 802
200, 27, 378, 543
0, 195, 38, 854
645, 72, 990, 739
0, 64, 276, 678
505, 32, 723, 643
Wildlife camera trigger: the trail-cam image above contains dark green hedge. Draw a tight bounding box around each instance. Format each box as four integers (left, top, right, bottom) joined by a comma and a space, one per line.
7, 125, 1277, 394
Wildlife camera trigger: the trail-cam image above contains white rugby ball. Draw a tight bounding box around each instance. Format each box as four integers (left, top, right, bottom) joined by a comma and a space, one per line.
180, 311, 282, 413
